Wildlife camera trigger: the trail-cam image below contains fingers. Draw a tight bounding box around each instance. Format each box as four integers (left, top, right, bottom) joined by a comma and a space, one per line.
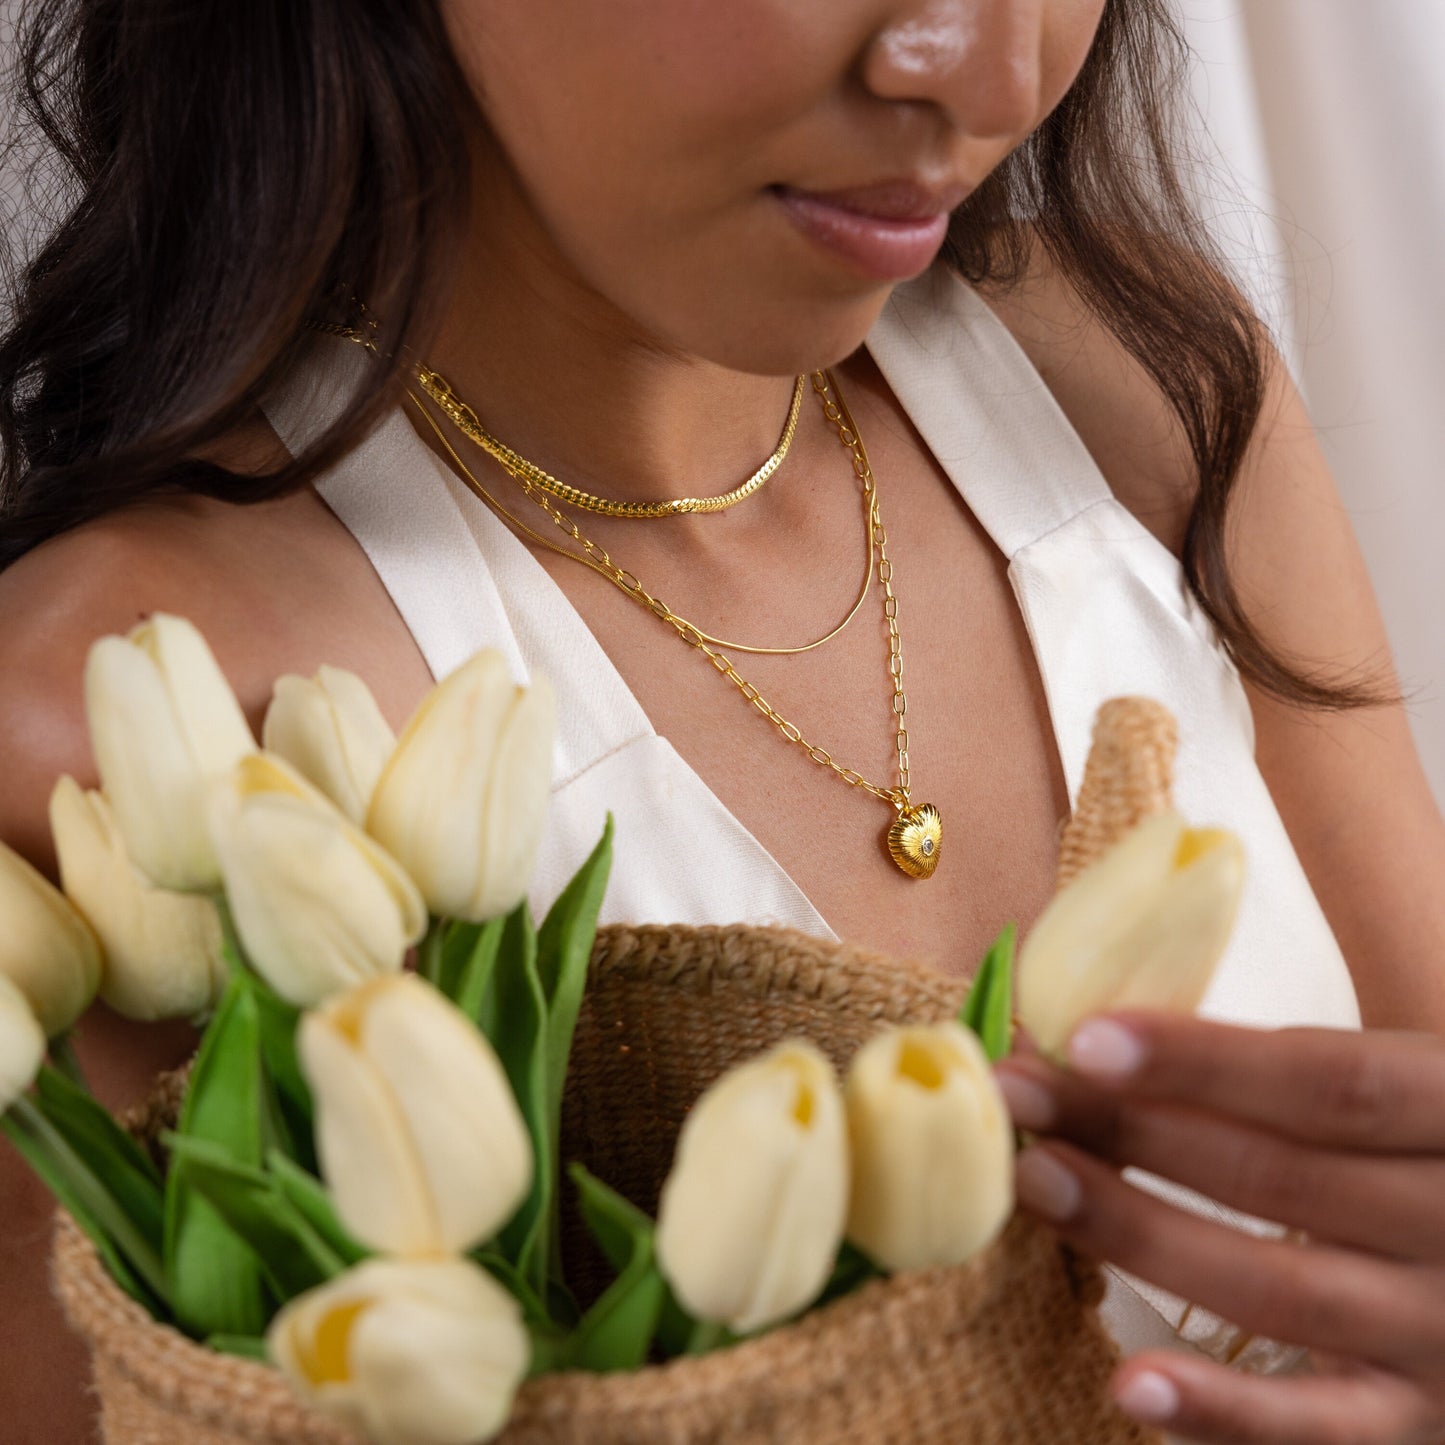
995, 1059, 1445, 1262
1044, 1013, 1445, 1155
1110, 1354, 1436, 1445
1011, 1141, 1445, 1372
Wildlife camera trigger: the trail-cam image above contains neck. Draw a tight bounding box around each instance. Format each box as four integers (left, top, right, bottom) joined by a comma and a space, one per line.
412, 153, 837, 515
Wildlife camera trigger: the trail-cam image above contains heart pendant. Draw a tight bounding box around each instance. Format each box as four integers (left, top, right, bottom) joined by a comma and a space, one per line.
886, 802, 942, 879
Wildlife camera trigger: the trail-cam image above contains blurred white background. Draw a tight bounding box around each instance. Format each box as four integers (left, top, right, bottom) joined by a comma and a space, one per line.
1180, 0, 1445, 808
2, 0, 1442, 804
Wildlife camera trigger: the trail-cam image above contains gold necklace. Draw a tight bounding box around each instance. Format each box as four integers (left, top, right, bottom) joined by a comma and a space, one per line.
410, 366, 942, 880
414, 365, 875, 658
431, 371, 808, 519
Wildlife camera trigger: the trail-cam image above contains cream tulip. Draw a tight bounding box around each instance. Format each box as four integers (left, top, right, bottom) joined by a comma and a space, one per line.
0, 837, 101, 1037
0, 974, 46, 1112
50, 777, 227, 1022
263, 666, 396, 825
210, 754, 426, 1008
299, 973, 533, 1257
84, 613, 256, 891
1017, 810, 1246, 1057
655, 1039, 849, 1333
844, 1022, 1014, 1272
367, 651, 555, 923
267, 1255, 529, 1445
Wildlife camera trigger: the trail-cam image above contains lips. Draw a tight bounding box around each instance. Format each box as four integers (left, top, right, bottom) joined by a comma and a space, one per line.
771, 178, 972, 282
778, 178, 974, 223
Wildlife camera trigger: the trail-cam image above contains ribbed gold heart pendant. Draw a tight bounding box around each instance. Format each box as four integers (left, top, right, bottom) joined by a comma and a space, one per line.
886, 802, 942, 879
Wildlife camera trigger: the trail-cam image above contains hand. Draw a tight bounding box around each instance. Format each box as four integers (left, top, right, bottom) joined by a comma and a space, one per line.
994, 1014, 1445, 1445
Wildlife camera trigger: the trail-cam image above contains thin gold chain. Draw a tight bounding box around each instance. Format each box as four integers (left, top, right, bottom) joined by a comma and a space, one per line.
405, 366, 913, 810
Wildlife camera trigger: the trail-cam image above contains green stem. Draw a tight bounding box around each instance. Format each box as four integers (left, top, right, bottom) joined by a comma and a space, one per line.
8, 1096, 169, 1302
48, 1031, 89, 1092
418, 917, 446, 987
213, 895, 248, 981
684, 1318, 727, 1357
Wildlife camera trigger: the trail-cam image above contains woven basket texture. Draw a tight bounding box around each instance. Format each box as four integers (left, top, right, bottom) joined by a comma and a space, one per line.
51, 698, 1176, 1445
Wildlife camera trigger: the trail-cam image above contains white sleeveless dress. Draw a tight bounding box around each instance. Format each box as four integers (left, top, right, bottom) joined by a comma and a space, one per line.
261, 264, 1361, 1390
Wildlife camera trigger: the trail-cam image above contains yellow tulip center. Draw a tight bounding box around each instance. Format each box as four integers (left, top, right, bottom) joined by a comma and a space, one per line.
1173, 827, 1228, 871
896, 1039, 948, 1090
299, 1299, 371, 1385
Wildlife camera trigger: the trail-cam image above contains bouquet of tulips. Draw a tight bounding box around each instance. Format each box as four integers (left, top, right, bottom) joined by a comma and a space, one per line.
0, 615, 1245, 1445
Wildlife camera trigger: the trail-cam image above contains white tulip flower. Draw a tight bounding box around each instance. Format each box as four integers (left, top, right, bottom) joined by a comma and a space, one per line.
262, 665, 396, 825
84, 613, 256, 892
655, 1039, 849, 1333
210, 754, 425, 1008
0, 974, 46, 1112
367, 651, 555, 923
1017, 810, 1245, 1057
50, 777, 226, 1022
0, 837, 101, 1037
300, 973, 533, 1257
267, 1255, 529, 1445
844, 1022, 1014, 1271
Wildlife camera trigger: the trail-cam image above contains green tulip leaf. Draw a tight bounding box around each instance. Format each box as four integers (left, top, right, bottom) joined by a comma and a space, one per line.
2, 1096, 167, 1317
247, 980, 314, 1171
473, 1246, 556, 1329
205, 1333, 271, 1362
165, 1133, 346, 1302
816, 1239, 884, 1308
566, 1164, 665, 1373
454, 915, 507, 1023
477, 903, 553, 1296
959, 921, 1016, 1062
265, 1150, 370, 1269
34, 1064, 164, 1224
163, 974, 269, 1338
535, 818, 613, 1285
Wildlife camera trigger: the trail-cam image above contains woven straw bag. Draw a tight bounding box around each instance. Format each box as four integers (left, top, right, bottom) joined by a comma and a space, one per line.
51, 698, 1176, 1445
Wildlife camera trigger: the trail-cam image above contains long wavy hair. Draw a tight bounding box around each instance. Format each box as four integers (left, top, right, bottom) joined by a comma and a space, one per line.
0, 0, 1389, 708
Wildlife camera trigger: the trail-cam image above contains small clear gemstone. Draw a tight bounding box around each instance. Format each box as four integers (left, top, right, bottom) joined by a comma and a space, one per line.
921, 837, 935, 856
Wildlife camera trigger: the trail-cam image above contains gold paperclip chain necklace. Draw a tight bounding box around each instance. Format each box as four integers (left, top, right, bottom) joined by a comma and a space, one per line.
407, 362, 943, 880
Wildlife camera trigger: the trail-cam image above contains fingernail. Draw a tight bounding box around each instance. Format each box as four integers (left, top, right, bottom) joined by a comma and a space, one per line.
1068, 1018, 1146, 1082
1014, 1149, 1082, 1222
1114, 1370, 1179, 1423
995, 1069, 1056, 1131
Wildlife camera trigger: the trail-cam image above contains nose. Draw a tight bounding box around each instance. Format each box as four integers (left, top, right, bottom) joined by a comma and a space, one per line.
858, 0, 1048, 142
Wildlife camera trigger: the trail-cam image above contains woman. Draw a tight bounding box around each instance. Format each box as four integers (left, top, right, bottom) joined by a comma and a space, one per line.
1, 1, 1443, 1441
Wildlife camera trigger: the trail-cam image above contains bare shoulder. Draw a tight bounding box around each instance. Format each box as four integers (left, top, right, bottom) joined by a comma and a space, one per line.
0, 480, 430, 875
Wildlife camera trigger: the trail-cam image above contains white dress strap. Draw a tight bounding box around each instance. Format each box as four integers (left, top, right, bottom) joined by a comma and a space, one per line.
258, 336, 833, 939
866, 265, 1114, 560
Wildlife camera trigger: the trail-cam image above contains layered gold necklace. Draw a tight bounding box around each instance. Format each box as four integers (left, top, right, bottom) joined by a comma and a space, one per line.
315, 314, 941, 879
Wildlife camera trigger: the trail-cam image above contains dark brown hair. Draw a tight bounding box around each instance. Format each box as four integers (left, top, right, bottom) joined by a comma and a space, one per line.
0, 0, 1390, 708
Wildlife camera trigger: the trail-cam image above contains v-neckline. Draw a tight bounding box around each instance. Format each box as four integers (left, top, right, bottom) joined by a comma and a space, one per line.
272, 265, 1113, 941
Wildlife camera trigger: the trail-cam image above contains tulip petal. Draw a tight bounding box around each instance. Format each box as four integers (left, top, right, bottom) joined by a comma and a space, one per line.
139, 614, 256, 780
349, 1266, 528, 1445
0, 974, 45, 1109
263, 668, 395, 824
86, 636, 221, 891
268, 1257, 528, 1445
51, 778, 224, 1022
473, 676, 556, 920
656, 1041, 848, 1332
358, 976, 533, 1253
0, 836, 102, 1037
211, 759, 424, 1008
845, 1024, 1013, 1271
300, 1009, 442, 1256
